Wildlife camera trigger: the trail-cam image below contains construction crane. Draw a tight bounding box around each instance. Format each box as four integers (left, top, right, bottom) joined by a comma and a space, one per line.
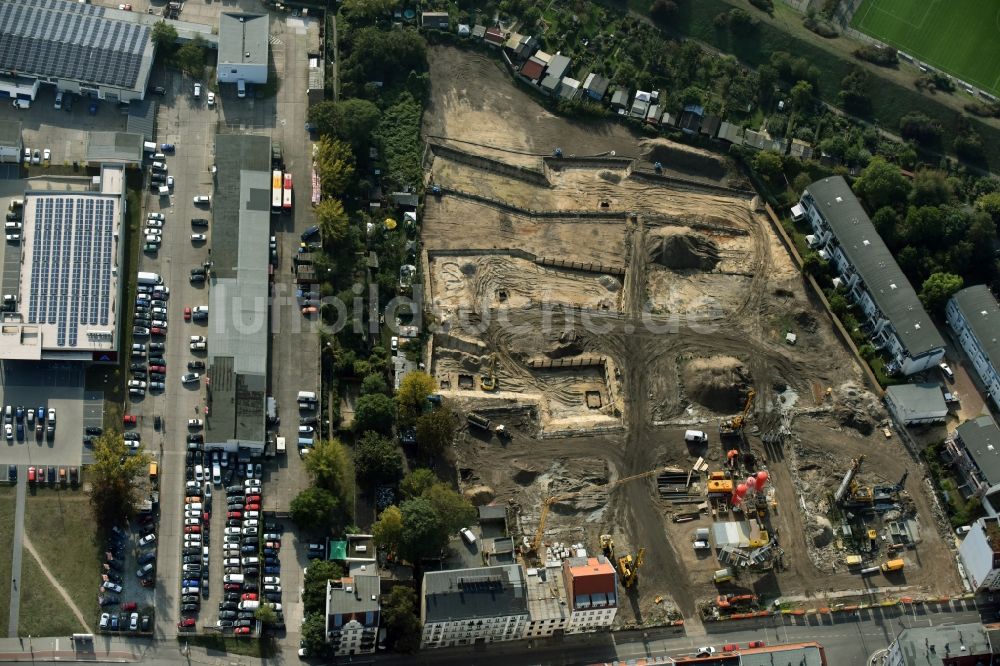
618, 548, 645, 588
480, 353, 497, 391
529, 467, 673, 554
835, 455, 871, 505
720, 388, 755, 439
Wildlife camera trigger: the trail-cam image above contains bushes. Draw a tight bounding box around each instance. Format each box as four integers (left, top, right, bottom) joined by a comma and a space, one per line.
747, 0, 773, 14
376, 92, 424, 189
803, 15, 839, 39
853, 45, 897, 67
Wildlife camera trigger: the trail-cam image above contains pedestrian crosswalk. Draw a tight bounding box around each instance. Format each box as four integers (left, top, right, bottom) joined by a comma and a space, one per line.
268, 35, 283, 46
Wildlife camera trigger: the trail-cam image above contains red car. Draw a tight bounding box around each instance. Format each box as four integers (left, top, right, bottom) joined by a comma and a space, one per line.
149, 365, 165, 373
241, 593, 257, 601
748, 641, 765, 648
723, 644, 738, 652
121, 601, 137, 611
227, 511, 242, 519
234, 627, 251, 635
245, 503, 260, 511
27, 466, 35, 483
184, 307, 191, 321
177, 618, 196, 629
151, 327, 165, 336
140, 577, 155, 588
265, 541, 280, 550
245, 495, 261, 503
123, 415, 137, 426
184, 525, 201, 534
224, 583, 242, 591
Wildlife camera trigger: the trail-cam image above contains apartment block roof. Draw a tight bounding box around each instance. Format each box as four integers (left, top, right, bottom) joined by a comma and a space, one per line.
422, 565, 527, 623
957, 416, 1000, 487
805, 176, 944, 357
952, 285, 1000, 372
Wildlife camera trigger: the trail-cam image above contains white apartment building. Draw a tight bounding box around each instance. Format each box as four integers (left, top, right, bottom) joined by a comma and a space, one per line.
524, 564, 570, 638
420, 565, 528, 648
325, 575, 380, 656
947, 285, 1000, 412
795, 177, 944, 376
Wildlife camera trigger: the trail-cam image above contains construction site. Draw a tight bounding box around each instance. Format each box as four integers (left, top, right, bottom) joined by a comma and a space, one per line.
421, 47, 961, 630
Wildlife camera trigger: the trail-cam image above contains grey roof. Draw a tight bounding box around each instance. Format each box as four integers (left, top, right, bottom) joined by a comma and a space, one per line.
540, 74, 561, 92
805, 177, 944, 356
85, 131, 143, 164
891, 622, 992, 665
126, 100, 156, 141
740, 645, 825, 666
423, 565, 527, 623
610, 90, 628, 107
327, 575, 380, 617
546, 54, 571, 80
420, 11, 450, 28
205, 134, 271, 447
582, 72, 609, 98
952, 285, 1000, 372
478, 505, 507, 522
885, 383, 947, 421
0, 0, 151, 90
0, 121, 22, 147
957, 416, 1000, 487
218, 13, 269, 67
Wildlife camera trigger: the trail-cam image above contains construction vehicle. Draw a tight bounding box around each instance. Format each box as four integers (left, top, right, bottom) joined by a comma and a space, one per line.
835, 455, 871, 505
495, 424, 511, 440
618, 548, 645, 588
715, 594, 758, 611
467, 412, 491, 431
719, 389, 755, 439
481, 353, 497, 391
529, 467, 674, 555
599, 534, 614, 559
881, 558, 904, 573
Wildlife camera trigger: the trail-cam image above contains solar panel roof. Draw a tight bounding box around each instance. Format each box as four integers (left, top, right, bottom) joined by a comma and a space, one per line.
0, 0, 150, 90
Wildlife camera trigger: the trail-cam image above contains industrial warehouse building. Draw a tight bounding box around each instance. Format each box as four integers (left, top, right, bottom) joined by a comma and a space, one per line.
216, 13, 269, 86
204, 133, 271, 455
0, 0, 155, 103
0, 166, 126, 361
795, 177, 944, 376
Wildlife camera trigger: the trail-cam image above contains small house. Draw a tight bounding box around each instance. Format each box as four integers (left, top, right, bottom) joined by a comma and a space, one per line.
540, 74, 562, 96
504, 32, 524, 53
520, 57, 546, 83
582, 73, 610, 101
472, 25, 486, 39
457, 24, 471, 37
545, 54, 571, 81
678, 104, 704, 134
661, 112, 678, 127
630, 96, 649, 119
610, 89, 629, 110
699, 116, 721, 139
514, 35, 539, 61
420, 11, 450, 30
559, 77, 582, 101
484, 26, 505, 47
716, 121, 744, 144
789, 138, 814, 160
645, 104, 661, 124
533, 50, 552, 65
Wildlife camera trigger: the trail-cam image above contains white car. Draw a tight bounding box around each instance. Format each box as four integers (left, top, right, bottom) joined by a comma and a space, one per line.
151, 307, 167, 316
243, 520, 259, 530
184, 517, 201, 526
263, 576, 280, 585
23, 148, 31, 164
185, 510, 202, 519
147, 212, 165, 221
167, 176, 174, 188
31, 149, 40, 165
191, 233, 206, 242
193, 82, 201, 98
225, 526, 242, 536
244, 511, 260, 520
390, 336, 398, 351
146, 219, 163, 228
207, 91, 216, 106
182, 372, 201, 384
191, 341, 207, 351
184, 502, 202, 511
144, 227, 162, 236
42, 148, 51, 162
193, 195, 210, 205
190, 336, 206, 344
299, 425, 314, 434
188, 418, 203, 428
242, 526, 258, 536
5, 424, 12, 441
697, 647, 717, 657
224, 557, 240, 567
138, 533, 156, 546
128, 380, 147, 389
245, 485, 261, 495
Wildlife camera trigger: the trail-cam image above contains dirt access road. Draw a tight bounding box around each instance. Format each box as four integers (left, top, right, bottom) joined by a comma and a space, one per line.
424, 46, 960, 628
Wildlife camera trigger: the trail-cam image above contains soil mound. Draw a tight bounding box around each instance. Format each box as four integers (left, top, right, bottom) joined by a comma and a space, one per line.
651, 233, 720, 271
512, 466, 539, 485
682, 356, 750, 413
464, 484, 496, 505
546, 331, 584, 359
598, 170, 622, 184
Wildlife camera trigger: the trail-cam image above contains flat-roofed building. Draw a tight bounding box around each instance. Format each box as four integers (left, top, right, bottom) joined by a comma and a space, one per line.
947, 285, 1000, 412
525, 564, 570, 638
420, 565, 528, 648
0, 165, 125, 361
217, 13, 269, 86
325, 575, 380, 656
562, 556, 617, 633
204, 134, 271, 454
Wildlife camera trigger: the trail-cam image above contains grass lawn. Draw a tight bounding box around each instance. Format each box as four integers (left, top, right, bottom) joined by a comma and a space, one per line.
181, 635, 277, 658
22, 487, 101, 632
851, 0, 1000, 96
0, 485, 16, 631
17, 549, 84, 636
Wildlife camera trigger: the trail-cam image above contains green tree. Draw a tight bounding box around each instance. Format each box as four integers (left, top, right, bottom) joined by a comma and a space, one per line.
90, 432, 152, 525
303, 438, 353, 500
314, 198, 351, 244
254, 605, 278, 625
342, 27, 428, 92
790, 80, 814, 113
828, 293, 850, 318
976, 192, 1000, 221
414, 407, 455, 458
354, 431, 402, 486
315, 137, 356, 198
361, 373, 389, 395
301, 612, 330, 658
354, 393, 395, 435
871, 207, 900, 248
919, 272, 964, 315
396, 370, 436, 421
909, 170, 954, 207
752, 151, 784, 186
373, 505, 404, 556
399, 497, 449, 563
400, 468, 437, 500
151, 21, 178, 54
308, 99, 382, 149
853, 157, 911, 211
341, 0, 396, 20
376, 93, 424, 188
174, 36, 207, 79
649, 0, 678, 23
382, 586, 422, 653
839, 66, 871, 116
899, 112, 942, 146
290, 486, 340, 533
424, 483, 477, 534
303, 560, 345, 614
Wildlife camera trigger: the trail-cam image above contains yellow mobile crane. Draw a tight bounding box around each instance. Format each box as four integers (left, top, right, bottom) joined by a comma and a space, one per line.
618, 548, 645, 588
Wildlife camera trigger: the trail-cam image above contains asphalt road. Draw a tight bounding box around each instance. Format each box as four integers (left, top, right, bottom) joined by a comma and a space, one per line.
7, 470, 25, 637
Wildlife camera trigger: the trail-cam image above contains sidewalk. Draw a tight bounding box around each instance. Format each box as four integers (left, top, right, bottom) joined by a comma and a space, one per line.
0, 636, 146, 662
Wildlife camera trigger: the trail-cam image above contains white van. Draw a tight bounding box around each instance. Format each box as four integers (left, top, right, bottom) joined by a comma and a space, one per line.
238, 600, 259, 611
460, 527, 477, 546
223, 573, 244, 584
143, 141, 157, 153
11, 99, 30, 110
297, 391, 317, 403
136, 272, 161, 285
212, 462, 221, 486
684, 430, 708, 444
157, 185, 170, 197
237, 79, 246, 98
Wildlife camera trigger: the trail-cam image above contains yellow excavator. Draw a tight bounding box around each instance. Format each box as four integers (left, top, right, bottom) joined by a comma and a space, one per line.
721, 388, 755, 438
618, 548, 645, 588
481, 353, 497, 391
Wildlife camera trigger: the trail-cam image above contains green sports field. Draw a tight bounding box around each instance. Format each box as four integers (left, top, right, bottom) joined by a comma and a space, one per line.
851, 0, 1000, 96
